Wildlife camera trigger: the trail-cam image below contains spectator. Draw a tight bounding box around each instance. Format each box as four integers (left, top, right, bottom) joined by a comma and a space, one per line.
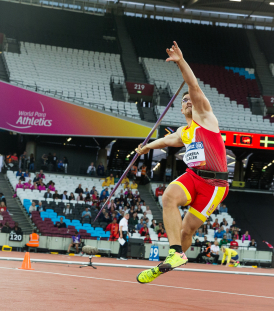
145, 206, 152, 215
11, 153, 18, 163
28, 201, 37, 214
77, 193, 84, 202
75, 184, 83, 194
136, 205, 143, 214
53, 190, 59, 200
19, 151, 27, 169
114, 175, 119, 184
52, 153, 58, 171
90, 186, 96, 195
201, 224, 208, 235
202, 236, 209, 247
63, 204, 72, 215
165, 165, 172, 182
144, 233, 152, 244
61, 191, 68, 201
24, 179, 33, 190
38, 180, 46, 191
210, 241, 220, 265
230, 236, 239, 249
232, 230, 240, 240
107, 174, 115, 185
155, 222, 164, 234
155, 184, 164, 198
212, 219, 220, 229
84, 188, 89, 195
92, 190, 99, 204
248, 238, 257, 249
130, 164, 138, 179
131, 181, 138, 189
55, 217, 67, 228
13, 222, 23, 235
129, 212, 139, 226
194, 238, 202, 247
57, 161, 64, 172
41, 154, 48, 165
195, 242, 212, 263
123, 181, 130, 190
69, 193, 75, 201
220, 218, 226, 227
219, 204, 228, 214
0, 193, 6, 206
37, 201, 45, 213
158, 228, 167, 239
28, 153, 35, 171
150, 219, 157, 230
219, 235, 229, 247
33, 173, 40, 183
16, 169, 23, 177
38, 170, 45, 179
63, 156, 68, 174
13, 180, 24, 197
48, 181, 55, 192
225, 228, 232, 240
230, 220, 239, 230
67, 231, 81, 254
87, 162, 96, 176
196, 228, 204, 237
82, 207, 91, 219
0, 202, 7, 213
100, 190, 108, 201
242, 231, 251, 242
85, 194, 93, 205
214, 228, 224, 239
97, 162, 105, 176
19, 173, 25, 182
1, 222, 11, 233
102, 178, 110, 187
136, 218, 144, 231
106, 218, 119, 241
206, 220, 213, 229
140, 224, 149, 237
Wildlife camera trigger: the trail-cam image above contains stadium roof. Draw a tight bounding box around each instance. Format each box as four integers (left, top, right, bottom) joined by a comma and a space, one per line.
122, 0, 274, 17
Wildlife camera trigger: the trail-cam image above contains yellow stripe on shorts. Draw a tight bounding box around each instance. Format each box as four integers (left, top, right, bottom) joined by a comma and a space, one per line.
188, 207, 207, 222
170, 181, 192, 206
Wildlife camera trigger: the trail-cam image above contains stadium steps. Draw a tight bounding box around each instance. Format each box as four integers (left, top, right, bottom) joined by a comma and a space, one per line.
114, 15, 147, 84
140, 107, 157, 122
137, 184, 162, 223
159, 87, 172, 107
0, 54, 9, 82
0, 173, 34, 234
246, 29, 274, 96
111, 82, 126, 102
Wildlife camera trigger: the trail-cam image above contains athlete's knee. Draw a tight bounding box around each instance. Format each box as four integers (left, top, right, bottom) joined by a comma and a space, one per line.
162, 188, 184, 208
181, 226, 196, 240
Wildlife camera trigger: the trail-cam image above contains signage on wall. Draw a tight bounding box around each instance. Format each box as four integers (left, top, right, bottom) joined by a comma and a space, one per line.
160, 126, 274, 150
125, 82, 154, 96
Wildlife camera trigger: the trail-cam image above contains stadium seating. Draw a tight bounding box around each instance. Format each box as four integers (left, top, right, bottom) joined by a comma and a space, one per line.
3, 42, 140, 119
125, 16, 253, 68
7, 171, 150, 240
142, 58, 273, 133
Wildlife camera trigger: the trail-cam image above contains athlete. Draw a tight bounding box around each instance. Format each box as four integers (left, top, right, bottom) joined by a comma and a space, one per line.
220, 246, 240, 267
136, 41, 229, 283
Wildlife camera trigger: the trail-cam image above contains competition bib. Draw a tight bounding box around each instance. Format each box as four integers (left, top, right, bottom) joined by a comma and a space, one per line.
183, 142, 206, 168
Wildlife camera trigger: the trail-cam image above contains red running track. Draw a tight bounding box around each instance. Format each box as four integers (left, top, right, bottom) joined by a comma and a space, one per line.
0, 253, 274, 311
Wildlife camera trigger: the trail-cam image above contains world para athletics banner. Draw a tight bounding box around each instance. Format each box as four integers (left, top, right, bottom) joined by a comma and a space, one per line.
0, 81, 157, 139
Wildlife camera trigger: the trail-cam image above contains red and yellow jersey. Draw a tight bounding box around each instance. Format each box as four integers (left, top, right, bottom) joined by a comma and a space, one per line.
181, 120, 228, 187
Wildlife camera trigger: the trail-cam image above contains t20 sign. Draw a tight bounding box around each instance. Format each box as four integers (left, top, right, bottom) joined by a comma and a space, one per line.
126, 82, 154, 96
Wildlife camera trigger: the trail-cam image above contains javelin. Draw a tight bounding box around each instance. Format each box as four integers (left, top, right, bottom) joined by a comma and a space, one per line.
94, 81, 185, 222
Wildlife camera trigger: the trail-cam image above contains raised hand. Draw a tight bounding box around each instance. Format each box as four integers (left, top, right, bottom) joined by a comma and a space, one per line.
166, 41, 183, 63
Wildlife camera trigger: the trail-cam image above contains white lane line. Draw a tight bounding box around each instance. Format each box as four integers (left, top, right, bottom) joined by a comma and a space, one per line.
0, 266, 273, 300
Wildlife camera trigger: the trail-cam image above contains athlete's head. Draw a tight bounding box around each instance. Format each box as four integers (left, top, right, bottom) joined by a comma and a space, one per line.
221, 246, 226, 253
181, 91, 192, 118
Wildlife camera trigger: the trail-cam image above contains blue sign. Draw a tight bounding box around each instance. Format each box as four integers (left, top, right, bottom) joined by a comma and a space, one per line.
149, 245, 160, 261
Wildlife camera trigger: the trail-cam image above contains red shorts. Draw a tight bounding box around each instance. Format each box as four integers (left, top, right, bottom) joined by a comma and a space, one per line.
170, 171, 229, 222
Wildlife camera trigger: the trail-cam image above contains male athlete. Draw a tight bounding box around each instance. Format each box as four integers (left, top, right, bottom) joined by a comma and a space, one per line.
136, 41, 229, 283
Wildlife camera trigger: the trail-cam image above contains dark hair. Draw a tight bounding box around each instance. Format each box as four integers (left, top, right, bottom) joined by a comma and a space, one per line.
183, 91, 189, 97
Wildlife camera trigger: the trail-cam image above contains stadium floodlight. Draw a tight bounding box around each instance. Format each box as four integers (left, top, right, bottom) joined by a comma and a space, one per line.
67, 137, 72, 142
270, 2, 274, 5
228, 161, 235, 166
230, 0, 241, 2
161, 149, 167, 153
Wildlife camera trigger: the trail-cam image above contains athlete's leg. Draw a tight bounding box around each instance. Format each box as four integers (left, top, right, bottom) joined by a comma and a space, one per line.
162, 184, 188, 247
181, 212, 203, 252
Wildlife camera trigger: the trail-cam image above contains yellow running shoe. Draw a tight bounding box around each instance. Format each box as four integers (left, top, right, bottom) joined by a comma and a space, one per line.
159, 249, 188, 273
137, 265, 163, 284
137, 249, 188, 284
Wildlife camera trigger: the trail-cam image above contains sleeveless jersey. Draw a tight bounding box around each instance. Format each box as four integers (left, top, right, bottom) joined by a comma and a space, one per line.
181, 120, 228, 187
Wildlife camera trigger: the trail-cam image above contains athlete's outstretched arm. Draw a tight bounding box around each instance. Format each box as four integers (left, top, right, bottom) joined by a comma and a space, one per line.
135, 127, 184, 155
166, 41, 211, 113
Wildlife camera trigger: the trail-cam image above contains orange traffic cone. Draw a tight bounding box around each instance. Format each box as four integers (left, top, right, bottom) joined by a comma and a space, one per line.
19, 252, 34, 270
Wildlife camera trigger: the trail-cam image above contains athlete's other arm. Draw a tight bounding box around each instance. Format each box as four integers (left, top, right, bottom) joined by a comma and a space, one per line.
135, 127, 184, 155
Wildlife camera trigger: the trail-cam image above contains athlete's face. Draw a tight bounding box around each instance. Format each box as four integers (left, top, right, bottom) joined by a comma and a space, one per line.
181, 95, 192, 118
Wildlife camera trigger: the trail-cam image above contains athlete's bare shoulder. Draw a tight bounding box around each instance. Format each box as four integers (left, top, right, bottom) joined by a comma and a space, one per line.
176, 126, 186, 137
193, 107, 219, 133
